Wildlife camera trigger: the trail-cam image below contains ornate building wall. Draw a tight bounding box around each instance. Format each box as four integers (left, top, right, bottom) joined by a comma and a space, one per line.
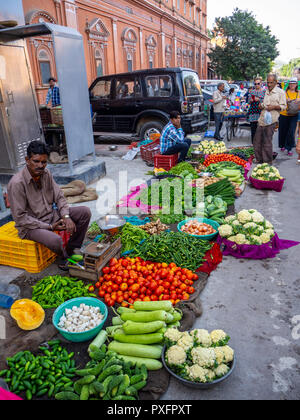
22, 0, 210, 104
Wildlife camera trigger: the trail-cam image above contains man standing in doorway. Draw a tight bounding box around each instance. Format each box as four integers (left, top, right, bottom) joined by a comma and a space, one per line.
213, 83, 227, 140
253, 74, 287, 164
46, 77, 61, 108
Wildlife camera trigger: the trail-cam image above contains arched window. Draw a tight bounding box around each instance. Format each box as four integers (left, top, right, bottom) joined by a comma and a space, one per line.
38, 49, 52, 85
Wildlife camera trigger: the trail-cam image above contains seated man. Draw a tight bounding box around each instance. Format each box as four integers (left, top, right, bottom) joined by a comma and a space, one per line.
7, 141, 91, 270
160, 111, 191, 163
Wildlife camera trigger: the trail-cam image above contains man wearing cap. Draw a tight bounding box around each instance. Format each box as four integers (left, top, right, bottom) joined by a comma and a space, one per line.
253, 74, 287, 164
278, 77, 300, 156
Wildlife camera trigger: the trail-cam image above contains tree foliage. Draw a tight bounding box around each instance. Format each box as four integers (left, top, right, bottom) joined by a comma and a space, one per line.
279, 58, 300, 78
208, 9, 279, 81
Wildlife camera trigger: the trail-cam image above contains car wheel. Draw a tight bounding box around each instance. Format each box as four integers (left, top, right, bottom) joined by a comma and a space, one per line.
140, 121, 165, 141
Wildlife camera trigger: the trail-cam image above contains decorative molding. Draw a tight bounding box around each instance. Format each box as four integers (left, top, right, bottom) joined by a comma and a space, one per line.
122, 27, 138, 50
85, 17, 110, 43
25, 9, 56, 25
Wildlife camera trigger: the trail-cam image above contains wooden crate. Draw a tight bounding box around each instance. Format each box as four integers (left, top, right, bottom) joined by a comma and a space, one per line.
69, 237, 122, 281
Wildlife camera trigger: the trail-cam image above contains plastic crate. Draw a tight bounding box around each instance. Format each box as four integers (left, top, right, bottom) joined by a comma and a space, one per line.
140, 139, 161, 165
154, 153, 179, 171
0, 222, 57, 273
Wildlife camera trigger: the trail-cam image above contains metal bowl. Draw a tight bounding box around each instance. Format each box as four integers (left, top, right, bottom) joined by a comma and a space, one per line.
162, 345, 236, 389
98, 215, 126, 235
191, 151, 205, 160
109, 146, 118, 151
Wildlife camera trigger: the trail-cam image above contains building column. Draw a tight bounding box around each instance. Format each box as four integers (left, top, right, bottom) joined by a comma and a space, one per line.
173, 36, 177, 67
160, 32, 166, 68
53, 0, 63, 26
139, 27, 144, 69
112, 19, 119, 73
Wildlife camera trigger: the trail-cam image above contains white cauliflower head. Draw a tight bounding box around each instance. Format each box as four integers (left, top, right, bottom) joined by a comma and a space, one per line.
252, 212, 265, 224
235, 234, 247, 245
192, 329, 212, 348
177, 332, 194, 351
215, 364, 230, 378
164, 328, 183, 343
210, 330, 228, 345
237, 210, 252, 224
166, 345, 187, 366
218, 224, 233, 238
186, 365, 208, 383
191, 347, 216, 368
222, 345, 235, 363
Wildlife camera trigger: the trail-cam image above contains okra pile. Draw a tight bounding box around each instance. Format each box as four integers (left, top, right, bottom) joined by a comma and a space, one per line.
32, 275, 96, 309
56, 343, 148, 401
130, 231, 213, 271
0, 340, 77, 400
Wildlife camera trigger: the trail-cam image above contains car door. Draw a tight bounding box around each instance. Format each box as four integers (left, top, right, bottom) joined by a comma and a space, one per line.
90, 78, 114, 132
110, 76, 142, 133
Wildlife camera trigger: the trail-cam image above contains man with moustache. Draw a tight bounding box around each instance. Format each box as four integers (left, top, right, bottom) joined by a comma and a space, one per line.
7, 141, 91, 269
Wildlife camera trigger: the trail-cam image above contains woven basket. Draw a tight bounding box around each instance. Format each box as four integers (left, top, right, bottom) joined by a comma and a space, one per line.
50, 107, 64, 126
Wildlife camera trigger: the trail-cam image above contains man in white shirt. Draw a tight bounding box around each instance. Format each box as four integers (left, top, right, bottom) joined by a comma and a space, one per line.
213, 83, 227, 140
254, 74, 287, 164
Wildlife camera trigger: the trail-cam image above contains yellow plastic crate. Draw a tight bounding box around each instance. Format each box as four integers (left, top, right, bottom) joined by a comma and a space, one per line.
0, 222, 57, 273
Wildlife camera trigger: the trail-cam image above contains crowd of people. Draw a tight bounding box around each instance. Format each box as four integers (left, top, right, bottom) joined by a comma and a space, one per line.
212, 73, 300, 164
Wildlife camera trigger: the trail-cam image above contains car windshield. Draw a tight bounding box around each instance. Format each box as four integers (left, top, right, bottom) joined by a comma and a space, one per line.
183, 71, 202, 96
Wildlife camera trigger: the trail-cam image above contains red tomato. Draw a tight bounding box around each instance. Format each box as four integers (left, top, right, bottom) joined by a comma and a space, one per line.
120, 283, 128, 291
102, 267, 110, 274
95, 282, 100, 289
155, 286, 164, 297
98, 290, 105, 298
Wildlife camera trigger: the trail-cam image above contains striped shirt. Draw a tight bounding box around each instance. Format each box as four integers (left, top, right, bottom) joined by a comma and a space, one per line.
46, 86, 61, 107
160, 122, 185, 154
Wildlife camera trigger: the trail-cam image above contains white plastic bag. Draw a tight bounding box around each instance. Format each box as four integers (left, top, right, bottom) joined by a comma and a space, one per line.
264, 111, 273, 125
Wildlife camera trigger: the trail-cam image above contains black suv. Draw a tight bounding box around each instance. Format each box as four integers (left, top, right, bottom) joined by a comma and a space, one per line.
89, 68, 207, 140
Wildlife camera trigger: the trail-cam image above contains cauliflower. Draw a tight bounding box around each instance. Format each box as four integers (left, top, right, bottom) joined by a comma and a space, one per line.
228, 236, 237, 243
244, 222, 257, 229
235, 233, 247, 245
218, 224, 233, 238
210, 330, 229, 345
186, 365, 208, 383
177, 332, 194, 351
192, 329, 212, 347
265, 221, 274, 229
166, 345, 187, 366
222, 345, 234, 363
191, 347, 216, 368
237, 210, 252, 224
164, 328, 183, 344
225, 215, 236, 223
213, 347, 226, 365
204, 368, 216, 382
215, 364, 230, 378
265, 228, 275, 238
260, 232, 271, 244
252, 212, 265, 224
251, 235, 262, 245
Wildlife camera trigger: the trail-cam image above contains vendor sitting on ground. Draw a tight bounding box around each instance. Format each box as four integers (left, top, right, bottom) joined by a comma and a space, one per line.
160, 111, 192, 163
7, 141, 91, 270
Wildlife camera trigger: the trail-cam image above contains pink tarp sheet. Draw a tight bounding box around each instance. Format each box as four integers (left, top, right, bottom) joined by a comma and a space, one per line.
249, 177, 285, 192
217, 233, 299, 260
0, 387, 22, 401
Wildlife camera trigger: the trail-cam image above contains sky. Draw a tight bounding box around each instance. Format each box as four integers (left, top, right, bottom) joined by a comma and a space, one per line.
207, 0, 300, 66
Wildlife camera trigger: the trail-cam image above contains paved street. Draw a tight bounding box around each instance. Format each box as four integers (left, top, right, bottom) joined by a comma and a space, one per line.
0, 127, 299, 400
